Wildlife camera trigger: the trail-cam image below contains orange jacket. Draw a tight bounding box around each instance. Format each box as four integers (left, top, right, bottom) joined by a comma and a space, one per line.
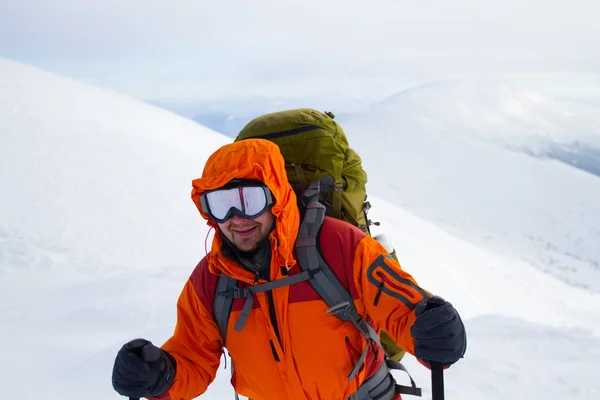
156, 139, 430, 400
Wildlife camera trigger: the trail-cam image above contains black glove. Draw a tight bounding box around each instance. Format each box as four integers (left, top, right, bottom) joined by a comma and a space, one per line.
112, 338, 176, 398
410, 296, 467, 367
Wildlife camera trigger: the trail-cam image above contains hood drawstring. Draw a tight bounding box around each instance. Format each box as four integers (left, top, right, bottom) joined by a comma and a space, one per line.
204, 226, 214, 257
283, 219, 290, 272
271, 236, 284, 272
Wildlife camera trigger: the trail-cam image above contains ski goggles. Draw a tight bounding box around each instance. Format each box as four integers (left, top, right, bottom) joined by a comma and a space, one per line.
199, 184, 274, 223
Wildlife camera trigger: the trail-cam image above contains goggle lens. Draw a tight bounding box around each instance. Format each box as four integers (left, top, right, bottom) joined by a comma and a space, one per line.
202, 185, 271, 222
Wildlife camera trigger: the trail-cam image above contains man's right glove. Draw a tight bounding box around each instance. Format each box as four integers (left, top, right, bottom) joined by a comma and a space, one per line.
112, 338, 176, 398
410, 296, 467, 367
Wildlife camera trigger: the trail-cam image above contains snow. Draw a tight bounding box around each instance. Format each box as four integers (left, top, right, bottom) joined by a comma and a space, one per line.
373, 78, 600, 152
1, 58, 600, 399
403, 315, 600, 399
0, 58, 230, 271
341, 88, 600, 293
367, 196, 600, 334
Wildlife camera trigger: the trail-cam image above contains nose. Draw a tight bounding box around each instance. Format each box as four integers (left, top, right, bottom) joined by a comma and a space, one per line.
230, 214, 249, 224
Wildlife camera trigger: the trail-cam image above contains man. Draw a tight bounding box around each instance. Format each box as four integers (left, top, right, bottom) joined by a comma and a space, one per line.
111, 138, 466, 400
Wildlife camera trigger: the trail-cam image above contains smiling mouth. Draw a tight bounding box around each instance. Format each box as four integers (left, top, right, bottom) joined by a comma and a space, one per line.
233, 226, 258, 237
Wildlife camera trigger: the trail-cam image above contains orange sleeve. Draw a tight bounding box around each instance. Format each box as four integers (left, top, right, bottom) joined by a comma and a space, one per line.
159, 279, 223, 400
352, 236, 431, 355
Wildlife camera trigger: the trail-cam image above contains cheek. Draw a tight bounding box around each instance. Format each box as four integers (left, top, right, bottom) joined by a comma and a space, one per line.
218, 221, 230, 232
258, 212, 276, 227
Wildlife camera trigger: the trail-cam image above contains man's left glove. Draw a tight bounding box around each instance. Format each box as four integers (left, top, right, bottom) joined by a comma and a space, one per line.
112, 338, 176, 398
410, 296, 467, 367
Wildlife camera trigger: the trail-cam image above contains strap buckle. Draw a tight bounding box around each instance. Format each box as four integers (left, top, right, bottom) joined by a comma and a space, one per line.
325, 301, 355, 321
218, 287, 248, 299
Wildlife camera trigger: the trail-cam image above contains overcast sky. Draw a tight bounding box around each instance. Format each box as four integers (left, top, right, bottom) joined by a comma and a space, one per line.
2, 0, 600, 101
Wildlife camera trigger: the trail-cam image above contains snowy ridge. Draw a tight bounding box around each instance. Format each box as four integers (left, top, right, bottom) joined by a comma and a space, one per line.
375, 78, 600, 153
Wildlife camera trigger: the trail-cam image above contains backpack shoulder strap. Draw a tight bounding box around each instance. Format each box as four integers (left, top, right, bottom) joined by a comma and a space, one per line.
296, 181, 422, 398
214, 274, 238, 345
296, 181, 381, 381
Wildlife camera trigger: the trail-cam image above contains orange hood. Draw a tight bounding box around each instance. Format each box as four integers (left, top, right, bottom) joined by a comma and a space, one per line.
191, 139, 300, 282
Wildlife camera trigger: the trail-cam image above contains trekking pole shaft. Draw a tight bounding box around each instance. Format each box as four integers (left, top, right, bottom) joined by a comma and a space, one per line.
423, 297, 446, 400
430, 362, 445, 400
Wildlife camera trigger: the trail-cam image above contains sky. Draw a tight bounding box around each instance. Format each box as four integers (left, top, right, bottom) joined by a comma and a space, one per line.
2, 0, 600, 101
2, 59, 600, 399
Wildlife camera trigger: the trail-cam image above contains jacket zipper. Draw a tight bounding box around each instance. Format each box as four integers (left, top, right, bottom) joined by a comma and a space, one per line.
266, 290, 282, 362
376, 271, 416, 299
246, 125, 323, 140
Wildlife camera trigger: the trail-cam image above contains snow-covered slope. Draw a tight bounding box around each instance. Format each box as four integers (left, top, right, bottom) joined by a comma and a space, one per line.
371, 196, 600, 399
340, 82, 600, 292
375, 78, 600, 158
0, 58, 231, 398
2, 60, 600, 399
0, 59, 231, 272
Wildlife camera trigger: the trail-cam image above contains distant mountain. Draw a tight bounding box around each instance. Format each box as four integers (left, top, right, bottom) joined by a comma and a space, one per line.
148, 97, 374, 137
191, 111, 258, 138
373, 78, 600, 177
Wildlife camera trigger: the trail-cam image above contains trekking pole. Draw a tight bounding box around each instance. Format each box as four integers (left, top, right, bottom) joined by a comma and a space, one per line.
429, 362, 445, 400
425, 297, 446, 400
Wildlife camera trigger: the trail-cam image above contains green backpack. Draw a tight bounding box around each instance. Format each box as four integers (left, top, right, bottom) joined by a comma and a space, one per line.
236, 108, 372, 232
234, 108, 406, 362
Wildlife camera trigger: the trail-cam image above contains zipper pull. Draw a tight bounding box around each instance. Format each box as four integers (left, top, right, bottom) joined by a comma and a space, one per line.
374, 279, 384, 306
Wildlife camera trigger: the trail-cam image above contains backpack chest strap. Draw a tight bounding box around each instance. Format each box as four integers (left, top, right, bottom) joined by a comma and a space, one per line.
216, 270, 315, 332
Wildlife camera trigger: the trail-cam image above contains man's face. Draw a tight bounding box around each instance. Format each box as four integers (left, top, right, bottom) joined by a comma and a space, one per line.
218, 210, 275, 252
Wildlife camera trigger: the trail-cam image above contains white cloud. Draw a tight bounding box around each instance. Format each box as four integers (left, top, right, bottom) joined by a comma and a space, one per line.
2, 0, 600, 99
